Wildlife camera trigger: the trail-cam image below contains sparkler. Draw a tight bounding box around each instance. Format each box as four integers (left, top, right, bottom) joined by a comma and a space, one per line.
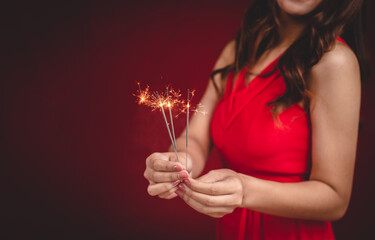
186, 89, 190, 166
135, 83, 207, 167
155, 91, 179, 162
166, 88, 177, 152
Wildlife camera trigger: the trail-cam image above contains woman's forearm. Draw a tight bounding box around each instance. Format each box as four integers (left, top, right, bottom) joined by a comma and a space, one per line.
239, 174, 349, 221
169, 135, 209, 178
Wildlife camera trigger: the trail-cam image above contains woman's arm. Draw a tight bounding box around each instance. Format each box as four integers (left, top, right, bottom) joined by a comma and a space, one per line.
178, 41, 361, 221
239, 41, 361, 221
170, 40, 236, 178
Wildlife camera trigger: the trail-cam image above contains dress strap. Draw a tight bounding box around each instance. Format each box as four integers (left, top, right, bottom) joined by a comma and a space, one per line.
223, 72, 235, 99
232, 66, 249, 93
227, 67, 249, 114
336, 36, 348, 46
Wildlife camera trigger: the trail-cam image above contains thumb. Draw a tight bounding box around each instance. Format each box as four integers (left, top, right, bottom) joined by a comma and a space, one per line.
195, 170, 222, 183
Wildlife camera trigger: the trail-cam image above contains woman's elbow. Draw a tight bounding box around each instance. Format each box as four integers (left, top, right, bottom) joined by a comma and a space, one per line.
325, 197, 350, 221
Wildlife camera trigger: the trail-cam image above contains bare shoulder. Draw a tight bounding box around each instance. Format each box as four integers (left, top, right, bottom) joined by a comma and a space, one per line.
308, 39, 361, 117
215, 39, 236, 70
310, 40, 360, 88
211, 40, 236, 93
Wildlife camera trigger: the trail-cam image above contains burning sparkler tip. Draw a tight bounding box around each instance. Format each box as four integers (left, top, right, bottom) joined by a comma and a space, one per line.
135, 84, 204, 117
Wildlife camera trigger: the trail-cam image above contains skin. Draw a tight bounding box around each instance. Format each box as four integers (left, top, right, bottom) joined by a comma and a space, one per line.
276, 0, 323, 16
144, 0, 361, 220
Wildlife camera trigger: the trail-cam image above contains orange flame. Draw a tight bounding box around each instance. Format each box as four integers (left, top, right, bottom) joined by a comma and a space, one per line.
134, 83, 206, 116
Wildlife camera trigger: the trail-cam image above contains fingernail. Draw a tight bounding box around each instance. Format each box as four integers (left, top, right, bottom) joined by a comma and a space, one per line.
173, 165, 182, 171
175, 190, 184, 198
184, 179, 191, 186
177, 184, 185, 191
172, 180, 180, 186
178, 172, 188, 179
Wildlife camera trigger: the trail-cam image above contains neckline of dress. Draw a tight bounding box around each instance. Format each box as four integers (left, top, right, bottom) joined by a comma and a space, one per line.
225, 52, 284, 127
232, 53, 283, 94
230, 36, 346, 95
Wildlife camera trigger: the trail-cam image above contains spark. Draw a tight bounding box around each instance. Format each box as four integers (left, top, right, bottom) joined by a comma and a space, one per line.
134, 83, 205, 116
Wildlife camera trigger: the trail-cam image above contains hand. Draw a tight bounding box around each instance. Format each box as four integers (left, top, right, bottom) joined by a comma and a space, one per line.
144, 152, 191, 199
176, 169, 244, 218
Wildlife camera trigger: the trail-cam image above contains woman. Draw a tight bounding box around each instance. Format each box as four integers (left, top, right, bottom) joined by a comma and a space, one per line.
144, 0, 367, 239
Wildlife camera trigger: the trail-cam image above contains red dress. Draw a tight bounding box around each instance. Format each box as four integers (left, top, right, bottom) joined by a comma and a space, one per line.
210, 40, 343, 239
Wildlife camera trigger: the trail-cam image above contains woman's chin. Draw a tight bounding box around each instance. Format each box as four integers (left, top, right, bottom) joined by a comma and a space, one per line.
276, 0, 322, 16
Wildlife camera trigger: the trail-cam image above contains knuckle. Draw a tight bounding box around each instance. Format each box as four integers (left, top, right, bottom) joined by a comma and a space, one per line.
151, 171, 157, 181
148, 152, 160, 163
145, 156, 151, 165
205, 198, 215, 207
151, 152, 160, 157
153, 160, 160, 170
144, 169, 153, 181
210, 185, 218, 195
147, 185, 155, 196
143, 170, 148, 179
146, 153, 155, 163
151, 159, 157, 170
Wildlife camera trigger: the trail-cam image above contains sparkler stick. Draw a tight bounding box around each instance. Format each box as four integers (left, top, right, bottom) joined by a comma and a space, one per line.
166, 88, 177, 151
155, 91, 179, 162
186, 89, 190, 168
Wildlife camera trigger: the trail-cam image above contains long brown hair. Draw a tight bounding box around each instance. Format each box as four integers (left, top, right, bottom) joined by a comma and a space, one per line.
211, 0, 368, 118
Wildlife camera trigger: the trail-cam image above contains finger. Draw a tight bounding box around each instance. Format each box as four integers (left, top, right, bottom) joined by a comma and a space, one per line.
176, 189, 233, 218
163, 192, 178, 200
150, 158, 184, 172
147, 152, 180, 168
145, 171, 155, 184
147, 181, 180, 196
168, 153, 189, 172
182, 184, 237, 207
146, 152, 169, 166
146, 152, 186, 171
186, 178, 235, 195
146, 169, 189, 183
195, 170, 224, 183
158, 186, 179, 199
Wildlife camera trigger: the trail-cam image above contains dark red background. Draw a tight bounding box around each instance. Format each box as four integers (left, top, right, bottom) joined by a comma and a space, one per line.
1, 1, 374, 239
